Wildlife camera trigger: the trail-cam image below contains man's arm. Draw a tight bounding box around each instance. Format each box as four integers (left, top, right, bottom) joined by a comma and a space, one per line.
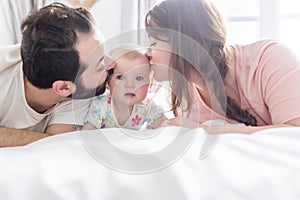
0, 127, 50, 148
45, 124, 76, 135
45, 99, 92, 135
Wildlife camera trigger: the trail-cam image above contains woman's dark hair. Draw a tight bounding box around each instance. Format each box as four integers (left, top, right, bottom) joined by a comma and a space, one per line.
21, 3, 95, 89
145, 0, 257, 126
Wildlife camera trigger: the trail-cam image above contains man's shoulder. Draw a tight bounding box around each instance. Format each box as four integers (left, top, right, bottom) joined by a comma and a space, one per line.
0, 44, 21, 54
53, 98, 93, 112
0, 45, 23, 107
0, 44, 21, 73
93, 94, 111, 103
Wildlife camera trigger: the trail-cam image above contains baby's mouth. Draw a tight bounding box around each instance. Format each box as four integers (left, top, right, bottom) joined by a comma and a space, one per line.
124, 92, 136, 97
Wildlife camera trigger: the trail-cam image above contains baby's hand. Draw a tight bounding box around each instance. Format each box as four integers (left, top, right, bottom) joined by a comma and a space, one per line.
82, 122, 97, 130
146, 115, 168, 129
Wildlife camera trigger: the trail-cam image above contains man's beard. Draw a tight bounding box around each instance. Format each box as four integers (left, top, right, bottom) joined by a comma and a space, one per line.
70, 73, 111, 99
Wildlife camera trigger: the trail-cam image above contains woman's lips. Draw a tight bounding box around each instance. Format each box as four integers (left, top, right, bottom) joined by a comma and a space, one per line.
150, 63, 155, 70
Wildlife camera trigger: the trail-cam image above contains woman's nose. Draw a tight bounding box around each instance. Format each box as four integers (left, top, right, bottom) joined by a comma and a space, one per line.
146, 48, 152, 58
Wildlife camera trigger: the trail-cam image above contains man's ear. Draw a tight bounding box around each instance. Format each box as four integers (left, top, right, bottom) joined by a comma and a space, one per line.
52, 80, 76, 97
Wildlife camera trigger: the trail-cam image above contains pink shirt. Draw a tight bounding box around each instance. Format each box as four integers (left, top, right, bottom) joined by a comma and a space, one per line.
186, 40, 300, 125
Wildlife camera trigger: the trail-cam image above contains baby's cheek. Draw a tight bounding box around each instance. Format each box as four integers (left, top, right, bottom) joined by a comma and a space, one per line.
137, 84, 150, 99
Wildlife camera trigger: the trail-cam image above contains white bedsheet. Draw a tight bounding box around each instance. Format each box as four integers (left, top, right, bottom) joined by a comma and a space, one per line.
0, 126, 300, 200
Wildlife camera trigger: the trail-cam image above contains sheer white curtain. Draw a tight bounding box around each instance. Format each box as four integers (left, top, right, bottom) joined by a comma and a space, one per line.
0, 0, 47, 45
0, 0, 158, 46
132, 0, 156, 44
101, 0, 155, 45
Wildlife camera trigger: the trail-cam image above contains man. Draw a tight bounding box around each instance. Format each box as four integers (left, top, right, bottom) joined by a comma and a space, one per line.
0, 3, 114, 147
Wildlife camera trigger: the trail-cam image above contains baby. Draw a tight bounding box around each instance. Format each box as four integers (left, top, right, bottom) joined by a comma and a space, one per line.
83, 44, 166, 130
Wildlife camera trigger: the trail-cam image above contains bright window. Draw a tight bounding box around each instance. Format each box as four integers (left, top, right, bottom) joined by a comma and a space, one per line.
212, 0, 300, 57
151, 0, 300, 57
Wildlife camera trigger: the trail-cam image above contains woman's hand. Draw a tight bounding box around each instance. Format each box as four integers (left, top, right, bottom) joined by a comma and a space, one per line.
162, 116, 300, 134
162, 116, 203, 129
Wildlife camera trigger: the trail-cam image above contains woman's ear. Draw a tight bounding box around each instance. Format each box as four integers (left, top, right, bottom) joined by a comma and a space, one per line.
52, 80, 76, 97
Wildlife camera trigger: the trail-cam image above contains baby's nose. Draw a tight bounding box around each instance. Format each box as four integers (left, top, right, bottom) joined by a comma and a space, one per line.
125, 78, 135, 88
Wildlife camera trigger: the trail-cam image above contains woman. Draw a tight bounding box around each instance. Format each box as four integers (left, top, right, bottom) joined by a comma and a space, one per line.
145, 0, 300, 133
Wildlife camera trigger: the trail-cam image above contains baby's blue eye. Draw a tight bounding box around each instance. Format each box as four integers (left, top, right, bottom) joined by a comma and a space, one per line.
116, 75, 125, 80
136, 76, 144, 81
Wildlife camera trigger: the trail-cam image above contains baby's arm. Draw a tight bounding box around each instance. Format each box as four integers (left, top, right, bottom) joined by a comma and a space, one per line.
82, 95, 109, 130
145, 101, 168, 129
82, 122, 97, 130
147, 114, 167, 129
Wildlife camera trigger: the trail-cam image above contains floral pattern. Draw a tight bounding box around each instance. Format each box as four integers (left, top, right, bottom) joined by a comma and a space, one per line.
131, 115, 142, 126
85, 94, 163, 130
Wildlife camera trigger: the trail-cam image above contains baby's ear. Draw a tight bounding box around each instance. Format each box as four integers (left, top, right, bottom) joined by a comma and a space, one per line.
52, 80, 75, 97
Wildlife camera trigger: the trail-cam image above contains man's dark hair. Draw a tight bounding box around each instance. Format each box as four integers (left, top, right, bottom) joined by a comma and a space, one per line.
21, 3, 95, 89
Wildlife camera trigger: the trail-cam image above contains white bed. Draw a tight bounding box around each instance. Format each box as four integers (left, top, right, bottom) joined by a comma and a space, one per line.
0, 126, 300, 200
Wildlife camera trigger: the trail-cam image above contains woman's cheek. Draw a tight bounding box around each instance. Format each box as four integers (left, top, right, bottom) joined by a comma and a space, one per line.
153, 64, 170, 81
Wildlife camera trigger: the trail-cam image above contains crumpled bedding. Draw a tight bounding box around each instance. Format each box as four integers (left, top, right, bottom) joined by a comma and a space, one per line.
0, 126, 299, 200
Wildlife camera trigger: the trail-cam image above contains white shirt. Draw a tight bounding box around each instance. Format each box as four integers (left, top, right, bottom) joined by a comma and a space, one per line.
0, 44, 91, 132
